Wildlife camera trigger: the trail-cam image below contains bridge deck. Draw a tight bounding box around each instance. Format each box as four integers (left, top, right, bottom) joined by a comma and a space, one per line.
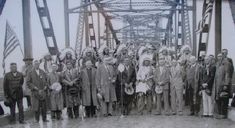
1, 108, 235, 128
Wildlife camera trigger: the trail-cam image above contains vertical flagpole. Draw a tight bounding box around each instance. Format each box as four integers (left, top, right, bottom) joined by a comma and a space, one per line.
2, 21, 8, 75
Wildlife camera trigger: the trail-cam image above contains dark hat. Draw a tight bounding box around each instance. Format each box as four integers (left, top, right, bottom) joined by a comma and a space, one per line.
4, 98, 13, 107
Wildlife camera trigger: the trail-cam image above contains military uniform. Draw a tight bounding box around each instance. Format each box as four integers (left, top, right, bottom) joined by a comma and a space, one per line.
3, 71, 24, 123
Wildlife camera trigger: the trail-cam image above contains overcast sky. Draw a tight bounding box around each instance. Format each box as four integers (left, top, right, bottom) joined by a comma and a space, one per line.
0, 0, 235, 76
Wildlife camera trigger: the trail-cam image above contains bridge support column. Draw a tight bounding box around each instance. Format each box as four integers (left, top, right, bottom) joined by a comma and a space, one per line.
215, 0, 222, 56
64, 0, 70, 48
22, 0, 33, 64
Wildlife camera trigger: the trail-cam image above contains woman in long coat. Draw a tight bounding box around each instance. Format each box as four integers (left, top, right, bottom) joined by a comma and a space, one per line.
48, 64, 63, 120
81, 61, 98, 117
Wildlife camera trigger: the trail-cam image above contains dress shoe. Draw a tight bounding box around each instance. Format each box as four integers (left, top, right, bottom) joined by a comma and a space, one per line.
19, 121, 26, 124
43, 120, 49, 122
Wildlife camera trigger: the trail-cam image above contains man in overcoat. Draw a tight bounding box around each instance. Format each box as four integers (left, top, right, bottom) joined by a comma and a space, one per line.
27, 60, 49, 122
81, 61, 98, 117
96, 57, 117, 116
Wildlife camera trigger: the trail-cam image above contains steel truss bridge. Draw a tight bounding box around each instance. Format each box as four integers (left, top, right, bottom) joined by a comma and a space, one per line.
20, 0, 235, 61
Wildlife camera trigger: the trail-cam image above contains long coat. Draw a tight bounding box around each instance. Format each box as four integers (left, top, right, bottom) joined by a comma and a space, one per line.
96, 63, 117, 102
48, 72, 64, 111
81, 68, 98, 106
27, 69, 48, 111
61, 68, 81, 107
213, 62, 230, 100
154, 66, 170, 90
4, 72, 24, 100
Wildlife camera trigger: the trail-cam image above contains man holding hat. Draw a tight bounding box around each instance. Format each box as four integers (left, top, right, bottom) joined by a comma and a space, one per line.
61, 61, 81, 118
117, 57, 136, 115
27, 60, 49, 122
3, 63, 25, 124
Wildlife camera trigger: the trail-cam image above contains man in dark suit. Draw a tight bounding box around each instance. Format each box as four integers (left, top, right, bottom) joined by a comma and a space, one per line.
3, 63, 25, 124
27, 60, 49, 122
199, 56, 216, 117
117, 58, 136, 115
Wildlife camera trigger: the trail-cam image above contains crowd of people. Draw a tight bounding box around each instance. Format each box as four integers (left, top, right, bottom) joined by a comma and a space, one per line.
2, 43, 235, 124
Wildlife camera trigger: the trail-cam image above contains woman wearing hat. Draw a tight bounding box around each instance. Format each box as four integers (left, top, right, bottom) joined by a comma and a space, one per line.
48, 64, 63, 120
136, 54, 154, 115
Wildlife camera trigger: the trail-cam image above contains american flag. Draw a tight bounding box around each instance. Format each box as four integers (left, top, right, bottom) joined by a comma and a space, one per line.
2, 21, 23, 74
0, 0, 6, 15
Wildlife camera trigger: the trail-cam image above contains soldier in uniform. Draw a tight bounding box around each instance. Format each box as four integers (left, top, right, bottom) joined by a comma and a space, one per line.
3, 63, 25, 124
62, 62, 81, 118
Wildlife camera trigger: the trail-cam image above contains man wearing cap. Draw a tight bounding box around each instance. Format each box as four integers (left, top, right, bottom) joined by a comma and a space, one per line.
27, 60, 49, 122
96, 56, 117, 117
3, 63, 25, 124
48, 64, 63, 120
81, 61, 98, 117
62, 62, 81, 118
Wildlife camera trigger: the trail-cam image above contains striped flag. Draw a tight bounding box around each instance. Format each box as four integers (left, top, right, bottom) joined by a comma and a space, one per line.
2, 21, 23, 74
0, 0, 6, 15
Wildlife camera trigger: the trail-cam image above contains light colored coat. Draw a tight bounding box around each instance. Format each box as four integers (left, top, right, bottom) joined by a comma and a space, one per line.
96, 63, 117, 102
81, 68, 98, 106
48, 72, 63, 111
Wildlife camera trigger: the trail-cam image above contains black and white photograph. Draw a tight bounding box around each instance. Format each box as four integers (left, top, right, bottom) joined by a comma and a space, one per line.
0, 0, 235, 128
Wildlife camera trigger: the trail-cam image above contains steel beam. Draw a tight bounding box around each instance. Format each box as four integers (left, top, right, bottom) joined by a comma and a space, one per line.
64, 0, 70, 47
215, 0, 222, 56
192, 0, 197, 56
69, 7, 193, 13
22, 0, 33, 62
